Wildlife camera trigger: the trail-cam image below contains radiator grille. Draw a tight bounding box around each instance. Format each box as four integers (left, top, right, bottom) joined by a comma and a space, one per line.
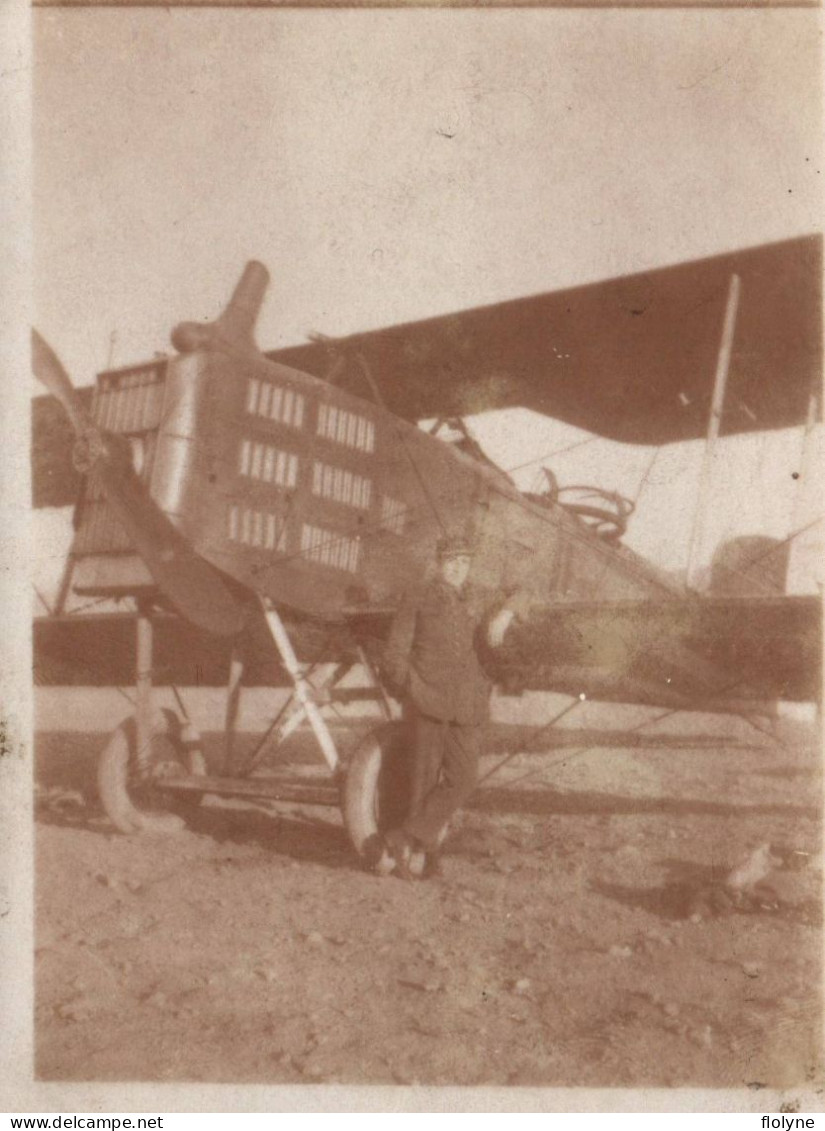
92, 364, 166, 433
73, 362, 167, 557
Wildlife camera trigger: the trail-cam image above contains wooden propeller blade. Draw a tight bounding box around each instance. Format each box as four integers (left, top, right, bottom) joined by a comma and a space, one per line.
99, 460, 248, 637
32, 328, 247, 638
32, 329, 96, 436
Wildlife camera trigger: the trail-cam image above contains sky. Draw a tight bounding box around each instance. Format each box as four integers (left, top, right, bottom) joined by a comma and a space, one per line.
35, 8, 821, 380
31, 6, 823, 584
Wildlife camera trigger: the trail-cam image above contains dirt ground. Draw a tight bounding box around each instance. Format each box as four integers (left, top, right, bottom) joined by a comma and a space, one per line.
34, 716, 823, 1090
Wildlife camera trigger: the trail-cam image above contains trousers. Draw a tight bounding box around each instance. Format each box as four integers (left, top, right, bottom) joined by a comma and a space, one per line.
402, 713, 482, 851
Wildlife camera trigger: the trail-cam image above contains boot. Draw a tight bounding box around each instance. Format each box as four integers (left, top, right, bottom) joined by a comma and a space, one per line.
384, 827, 417, 881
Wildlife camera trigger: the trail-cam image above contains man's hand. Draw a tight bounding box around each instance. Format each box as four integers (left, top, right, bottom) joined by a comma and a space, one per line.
487, 607, 515, 648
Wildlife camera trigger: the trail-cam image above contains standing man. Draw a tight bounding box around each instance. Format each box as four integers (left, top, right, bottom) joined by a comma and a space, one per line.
380, 535, 520, 879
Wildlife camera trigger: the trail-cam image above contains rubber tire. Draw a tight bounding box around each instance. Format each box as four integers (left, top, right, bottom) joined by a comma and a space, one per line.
97, 715, 187, 835
342, 721, 412, 855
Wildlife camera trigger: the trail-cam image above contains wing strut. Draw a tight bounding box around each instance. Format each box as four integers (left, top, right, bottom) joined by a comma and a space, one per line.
261, 603, 341, 772
686, 273, 741, 588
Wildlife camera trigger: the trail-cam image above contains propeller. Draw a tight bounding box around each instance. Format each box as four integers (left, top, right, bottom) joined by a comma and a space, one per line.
170, 260, 269, 355
32, 329, 247, 638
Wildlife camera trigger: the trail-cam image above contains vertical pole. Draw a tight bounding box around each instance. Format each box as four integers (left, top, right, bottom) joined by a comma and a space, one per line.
135, 609, 153, 774
223, 649, 245, 775
786, 390, 823, 596
53, 552, 76, 616
789, 391, 819, 534
686, 273, 741, 590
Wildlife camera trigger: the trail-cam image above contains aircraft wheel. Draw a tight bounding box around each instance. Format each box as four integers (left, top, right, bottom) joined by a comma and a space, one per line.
97, 712, 203, 835
342, 721, 412, 855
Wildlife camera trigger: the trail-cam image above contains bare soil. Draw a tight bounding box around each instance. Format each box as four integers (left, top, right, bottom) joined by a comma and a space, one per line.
34, 720, 823, 1089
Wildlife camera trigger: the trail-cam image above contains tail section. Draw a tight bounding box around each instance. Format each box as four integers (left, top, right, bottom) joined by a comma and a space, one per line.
708, 536, 789, 598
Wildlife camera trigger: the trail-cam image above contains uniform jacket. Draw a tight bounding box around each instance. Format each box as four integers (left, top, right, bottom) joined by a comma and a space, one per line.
383, 578, 516, 724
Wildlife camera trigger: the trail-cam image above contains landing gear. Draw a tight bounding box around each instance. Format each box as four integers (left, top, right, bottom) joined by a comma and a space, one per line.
342, 721, 411, 855
95, 600, 408, 861
97, 711, 205, 834
255, 603, 409, 857
96, 609, 206, 834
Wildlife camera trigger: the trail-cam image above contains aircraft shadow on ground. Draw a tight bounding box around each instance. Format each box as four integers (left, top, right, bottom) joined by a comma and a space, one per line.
34, 734, 820, 872
177, 802, 354, 869
34, 792, 359, 872
472, 786, 820, 822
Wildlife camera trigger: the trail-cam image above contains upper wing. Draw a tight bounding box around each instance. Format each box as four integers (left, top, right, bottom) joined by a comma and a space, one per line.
270, 235, 822, 445
32, 234, 822, 509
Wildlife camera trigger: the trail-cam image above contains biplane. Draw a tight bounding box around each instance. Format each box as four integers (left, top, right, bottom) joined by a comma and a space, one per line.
32, 234, 822, 853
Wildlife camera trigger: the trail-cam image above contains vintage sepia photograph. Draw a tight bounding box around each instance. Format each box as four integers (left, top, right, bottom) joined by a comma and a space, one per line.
20, 0, 823, 1106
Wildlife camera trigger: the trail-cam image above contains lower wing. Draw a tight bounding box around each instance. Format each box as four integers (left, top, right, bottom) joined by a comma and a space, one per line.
489, 594, 822, 712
